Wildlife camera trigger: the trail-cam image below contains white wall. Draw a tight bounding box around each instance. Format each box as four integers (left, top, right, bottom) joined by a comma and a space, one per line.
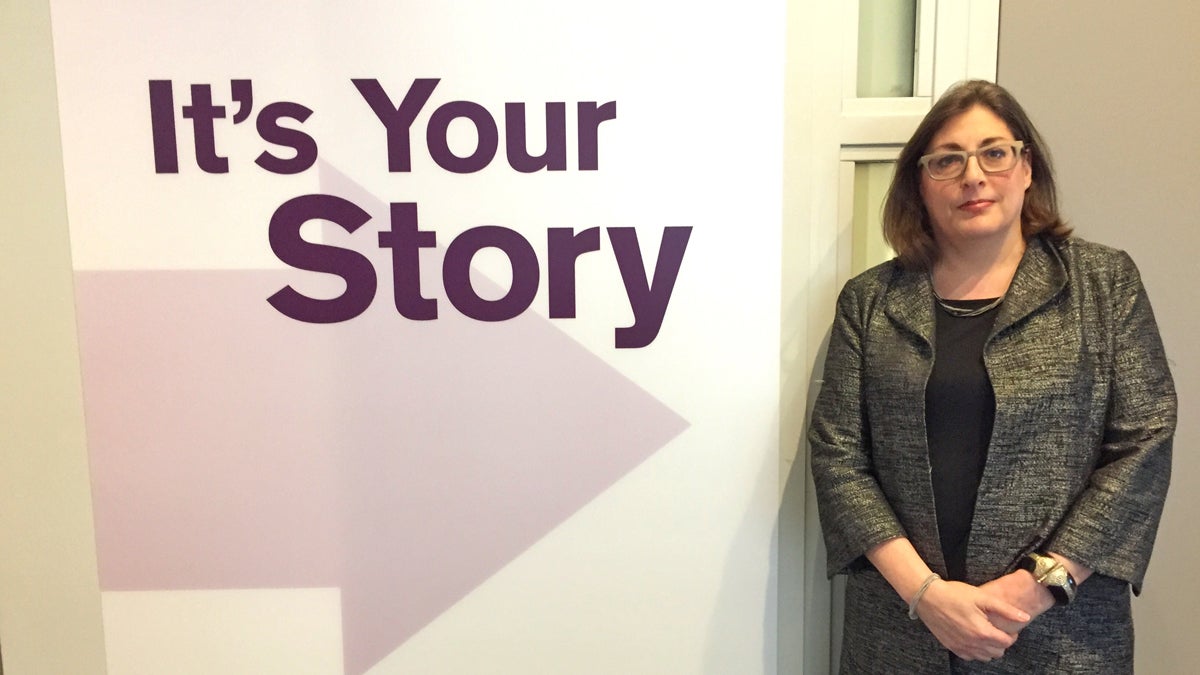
999, 2, 1200, 670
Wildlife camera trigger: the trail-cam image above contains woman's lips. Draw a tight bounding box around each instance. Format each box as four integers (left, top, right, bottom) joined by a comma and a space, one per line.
958, 199, 994, 212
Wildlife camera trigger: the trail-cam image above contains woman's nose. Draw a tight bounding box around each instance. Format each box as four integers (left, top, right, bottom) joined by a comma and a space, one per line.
961, 155, 986, 183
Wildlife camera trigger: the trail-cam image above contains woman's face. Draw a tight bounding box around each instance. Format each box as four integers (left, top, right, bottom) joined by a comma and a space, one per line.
919, 104, 1032, 249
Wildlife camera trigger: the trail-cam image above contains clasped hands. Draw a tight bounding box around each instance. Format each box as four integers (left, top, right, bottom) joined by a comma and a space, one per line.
912, 570, 1056, 662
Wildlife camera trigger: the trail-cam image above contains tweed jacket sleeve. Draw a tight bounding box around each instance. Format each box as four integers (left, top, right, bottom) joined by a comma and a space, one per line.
1041, 248, 1176, 593
809, 266, 907, 576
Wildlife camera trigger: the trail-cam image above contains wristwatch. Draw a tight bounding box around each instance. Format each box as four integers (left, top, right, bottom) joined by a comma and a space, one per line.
1018, 552, 1077, 605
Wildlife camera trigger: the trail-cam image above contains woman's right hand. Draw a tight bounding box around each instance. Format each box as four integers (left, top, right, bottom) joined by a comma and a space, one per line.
914, 579, 1029, 661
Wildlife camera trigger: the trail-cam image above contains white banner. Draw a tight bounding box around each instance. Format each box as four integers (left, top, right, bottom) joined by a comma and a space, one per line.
50, 2, 786, 672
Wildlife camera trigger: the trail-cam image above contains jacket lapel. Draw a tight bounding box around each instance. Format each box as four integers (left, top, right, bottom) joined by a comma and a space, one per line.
990, 237, 1069, 338
882, 265, 936, 348
877, 265, 944, 573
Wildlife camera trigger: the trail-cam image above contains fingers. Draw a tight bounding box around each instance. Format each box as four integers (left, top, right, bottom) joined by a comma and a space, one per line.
948, 629, 1011, 661
979, 570, 1055, 618
978, 623, 1018, 651
918, 580, 1021, 661
953, 646, 1007, 662
954, 647, 1007, 662
953, 624, 1015, 661
956, 597, 1028, 661
987, 614, 1026, 636
983, 596, 1032, 624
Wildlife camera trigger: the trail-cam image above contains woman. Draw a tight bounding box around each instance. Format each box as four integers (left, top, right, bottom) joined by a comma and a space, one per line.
809, 80, 1176, 673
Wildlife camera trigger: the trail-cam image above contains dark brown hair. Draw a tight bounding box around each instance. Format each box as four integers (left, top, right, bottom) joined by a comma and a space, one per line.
882, 80, 1070, 270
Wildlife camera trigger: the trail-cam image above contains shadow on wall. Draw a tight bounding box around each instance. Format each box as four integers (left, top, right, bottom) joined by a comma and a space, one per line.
700, 442, 780, 675
777, 327, 839, 675
693, 338, 840, 674
687, 376, 792, 674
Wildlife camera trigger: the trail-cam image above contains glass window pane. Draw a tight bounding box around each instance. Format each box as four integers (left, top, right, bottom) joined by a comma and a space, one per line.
857, 0, 917, 98
852, 162, 896, 274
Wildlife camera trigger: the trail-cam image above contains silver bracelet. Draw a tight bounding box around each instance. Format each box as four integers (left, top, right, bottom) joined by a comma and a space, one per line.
908, 573, 941, 620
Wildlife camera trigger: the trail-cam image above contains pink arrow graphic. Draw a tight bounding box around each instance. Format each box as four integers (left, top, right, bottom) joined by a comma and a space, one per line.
77, 163, 688, 674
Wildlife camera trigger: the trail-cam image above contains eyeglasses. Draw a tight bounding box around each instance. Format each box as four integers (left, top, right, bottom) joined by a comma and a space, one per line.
918, 141, 1026, 180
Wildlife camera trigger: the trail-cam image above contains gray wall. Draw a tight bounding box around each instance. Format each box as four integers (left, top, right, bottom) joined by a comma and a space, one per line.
999, 2, 1200, 670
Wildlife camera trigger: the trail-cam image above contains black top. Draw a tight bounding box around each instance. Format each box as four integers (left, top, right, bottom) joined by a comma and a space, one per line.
926, 298, 1000, 581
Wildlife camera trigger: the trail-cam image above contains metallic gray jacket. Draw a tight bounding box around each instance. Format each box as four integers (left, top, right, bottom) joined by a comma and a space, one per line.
809, 236, 1176, 673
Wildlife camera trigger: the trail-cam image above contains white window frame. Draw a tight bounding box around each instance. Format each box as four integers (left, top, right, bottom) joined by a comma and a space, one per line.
840, 0, 1000, 146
